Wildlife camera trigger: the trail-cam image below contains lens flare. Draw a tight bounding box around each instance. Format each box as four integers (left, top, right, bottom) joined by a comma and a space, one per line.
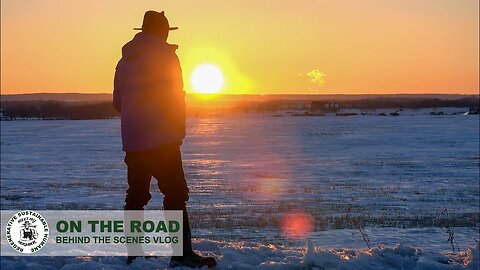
281, 211, 315, 239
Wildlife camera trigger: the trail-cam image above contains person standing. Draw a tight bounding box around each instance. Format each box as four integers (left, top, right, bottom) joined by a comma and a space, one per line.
113, 10, 216, 268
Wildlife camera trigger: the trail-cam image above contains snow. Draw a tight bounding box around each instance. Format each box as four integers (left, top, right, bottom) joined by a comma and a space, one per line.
1, 238, 478, 269
1, 113, 479, 269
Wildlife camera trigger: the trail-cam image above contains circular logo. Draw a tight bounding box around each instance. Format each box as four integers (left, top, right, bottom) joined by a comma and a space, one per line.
6, 210, 49, 253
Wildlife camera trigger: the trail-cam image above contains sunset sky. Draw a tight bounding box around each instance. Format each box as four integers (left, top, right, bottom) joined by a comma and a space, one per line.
1, 0, 479, 95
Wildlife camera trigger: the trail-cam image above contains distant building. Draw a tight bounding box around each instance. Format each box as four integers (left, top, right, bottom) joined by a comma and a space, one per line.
310, 101, 341, 113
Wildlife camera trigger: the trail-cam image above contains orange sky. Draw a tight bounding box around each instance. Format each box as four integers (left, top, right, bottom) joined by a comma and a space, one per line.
1, 0, 479, 95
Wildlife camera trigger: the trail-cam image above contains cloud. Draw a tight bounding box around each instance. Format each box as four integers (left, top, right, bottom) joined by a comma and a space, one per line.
306, 70, 326, 86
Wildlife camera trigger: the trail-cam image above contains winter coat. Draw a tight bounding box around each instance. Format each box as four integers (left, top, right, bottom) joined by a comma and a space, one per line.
113, 32, 185, 152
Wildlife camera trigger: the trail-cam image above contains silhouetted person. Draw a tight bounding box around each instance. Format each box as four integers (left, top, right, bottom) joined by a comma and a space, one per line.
113, 10, 216, 268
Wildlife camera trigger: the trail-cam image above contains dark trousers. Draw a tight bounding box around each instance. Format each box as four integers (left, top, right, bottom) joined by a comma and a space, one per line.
124, 142, 193, 254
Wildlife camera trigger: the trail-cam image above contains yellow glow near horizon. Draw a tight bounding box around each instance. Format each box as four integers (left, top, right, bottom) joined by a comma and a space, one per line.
190, 64, 224, 94
182, 47, 253, 95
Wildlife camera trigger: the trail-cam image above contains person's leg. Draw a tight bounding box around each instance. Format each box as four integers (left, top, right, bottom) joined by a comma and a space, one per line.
123, 151, 154, 264
151, 143, 191, 253
124, 151, 153, 210
152, 143, 216, 268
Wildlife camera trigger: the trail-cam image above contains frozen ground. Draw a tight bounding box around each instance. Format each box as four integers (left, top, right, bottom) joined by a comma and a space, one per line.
1, 113, 479, 269
1, 238, 478, 269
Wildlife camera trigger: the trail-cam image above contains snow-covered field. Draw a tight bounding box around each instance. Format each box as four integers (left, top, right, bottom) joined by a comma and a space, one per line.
1, 113, 479, 269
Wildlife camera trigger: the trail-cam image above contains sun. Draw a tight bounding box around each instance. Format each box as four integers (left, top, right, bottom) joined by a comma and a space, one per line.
190, 64, 224, 94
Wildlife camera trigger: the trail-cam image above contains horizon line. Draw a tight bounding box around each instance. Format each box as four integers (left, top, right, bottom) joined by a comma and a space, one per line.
1, 92, 479, 96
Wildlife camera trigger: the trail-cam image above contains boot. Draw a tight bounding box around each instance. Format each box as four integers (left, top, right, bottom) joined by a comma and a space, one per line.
170, 251, 217, 268
164, 202, 217, 268
126, 256, 136, 265
126, 255, 160, 265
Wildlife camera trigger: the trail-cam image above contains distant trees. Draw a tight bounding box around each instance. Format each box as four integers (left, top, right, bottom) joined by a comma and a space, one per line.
336, 97, 479, 110
0, 101, 118, 120
0, 96, 478, 120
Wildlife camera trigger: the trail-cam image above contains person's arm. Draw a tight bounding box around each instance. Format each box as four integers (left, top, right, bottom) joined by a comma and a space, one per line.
153, 47, 186, 139
171, 53, 186, 139
113, 63, 123, 113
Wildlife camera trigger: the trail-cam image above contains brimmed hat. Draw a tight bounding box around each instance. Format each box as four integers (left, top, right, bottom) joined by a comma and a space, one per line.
134, 11, 178, 31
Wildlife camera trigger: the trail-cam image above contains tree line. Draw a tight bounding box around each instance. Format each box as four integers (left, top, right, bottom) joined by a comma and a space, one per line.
1, 96, 478, 120
0, 101, 118, 120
